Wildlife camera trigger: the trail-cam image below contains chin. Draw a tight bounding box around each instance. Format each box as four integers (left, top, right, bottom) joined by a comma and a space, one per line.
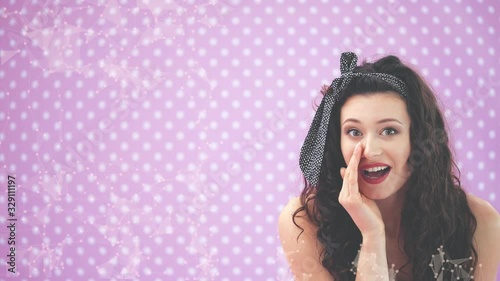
359, 184, 399, 201
362, 191, 392, 201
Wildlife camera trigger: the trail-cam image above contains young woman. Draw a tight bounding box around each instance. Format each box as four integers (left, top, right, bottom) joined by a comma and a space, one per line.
278, 52, 500, 281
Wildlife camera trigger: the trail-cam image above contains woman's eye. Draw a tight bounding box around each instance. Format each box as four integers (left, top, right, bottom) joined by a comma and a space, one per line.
347, 129, 362, 137
382, 128, 397, 135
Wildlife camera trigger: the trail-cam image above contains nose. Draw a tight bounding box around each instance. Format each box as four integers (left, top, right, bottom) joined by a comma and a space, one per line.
361, 135, 383, 159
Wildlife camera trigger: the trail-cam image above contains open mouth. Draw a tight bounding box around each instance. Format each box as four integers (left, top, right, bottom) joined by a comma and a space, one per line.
363, 166, 390, 178
361, 166, 391, 184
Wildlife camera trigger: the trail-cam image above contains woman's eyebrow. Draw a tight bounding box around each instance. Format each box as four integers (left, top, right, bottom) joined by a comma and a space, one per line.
342, 118, 403, 125
377, 118, 403, 125
342, 118, 361, 125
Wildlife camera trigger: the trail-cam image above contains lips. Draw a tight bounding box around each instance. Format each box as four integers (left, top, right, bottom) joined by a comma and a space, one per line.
359, 163, 391, 185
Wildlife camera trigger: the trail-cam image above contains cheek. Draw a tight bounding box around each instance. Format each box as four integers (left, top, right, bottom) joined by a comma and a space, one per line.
402, 140, 412, 163
398, 142, 412, 173
394, 134, 411, 163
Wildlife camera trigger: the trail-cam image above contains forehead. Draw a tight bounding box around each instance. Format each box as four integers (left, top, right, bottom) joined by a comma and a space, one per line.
340, 92, 409, 123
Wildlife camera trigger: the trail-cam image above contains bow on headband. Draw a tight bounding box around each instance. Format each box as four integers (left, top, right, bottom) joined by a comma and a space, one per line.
299, 52, 408, 186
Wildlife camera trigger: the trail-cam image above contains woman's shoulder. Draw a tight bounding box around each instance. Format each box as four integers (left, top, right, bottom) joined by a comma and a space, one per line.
278, 196, 334, 280
466, 193, 500, 223
277, 196, 320, 261
278, 196, 316, 233
466, 193, 500, 279
466, 193, 500, 240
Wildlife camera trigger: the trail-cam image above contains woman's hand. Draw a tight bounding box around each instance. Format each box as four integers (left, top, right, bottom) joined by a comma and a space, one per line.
339, 142, 385, 237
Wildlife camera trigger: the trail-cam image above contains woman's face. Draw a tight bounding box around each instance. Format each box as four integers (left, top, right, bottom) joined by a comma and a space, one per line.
340, 92, 411, 201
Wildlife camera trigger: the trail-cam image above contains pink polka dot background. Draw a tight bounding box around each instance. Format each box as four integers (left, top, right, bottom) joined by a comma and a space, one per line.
0, 0, 498, 280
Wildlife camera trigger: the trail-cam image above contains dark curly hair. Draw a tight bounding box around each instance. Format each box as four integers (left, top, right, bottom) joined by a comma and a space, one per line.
292, 54, 477, 281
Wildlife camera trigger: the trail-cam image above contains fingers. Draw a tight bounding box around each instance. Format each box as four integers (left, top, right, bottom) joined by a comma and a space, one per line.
349, 142, 362, 168
347, 143, 362, 195
339, 143, 363, 199
339, 167, 349, 197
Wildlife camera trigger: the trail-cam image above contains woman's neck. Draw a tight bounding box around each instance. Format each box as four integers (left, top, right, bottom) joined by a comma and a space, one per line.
375, 188, 405, 238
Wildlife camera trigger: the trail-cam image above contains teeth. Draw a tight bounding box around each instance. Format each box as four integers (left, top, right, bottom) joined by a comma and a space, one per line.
364, 166, 388, 172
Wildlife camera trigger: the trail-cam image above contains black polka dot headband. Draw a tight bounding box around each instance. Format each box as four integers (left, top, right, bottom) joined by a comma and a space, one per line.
299, 52, 408, 186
